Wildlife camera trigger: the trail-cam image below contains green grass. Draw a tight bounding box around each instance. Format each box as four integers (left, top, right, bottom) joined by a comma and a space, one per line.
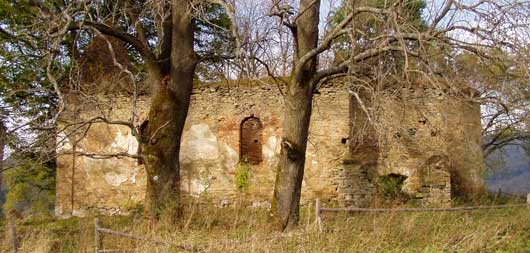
2, 199, 529, 252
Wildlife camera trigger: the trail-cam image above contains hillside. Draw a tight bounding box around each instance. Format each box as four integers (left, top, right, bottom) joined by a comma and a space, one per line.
485, 143, 530, 195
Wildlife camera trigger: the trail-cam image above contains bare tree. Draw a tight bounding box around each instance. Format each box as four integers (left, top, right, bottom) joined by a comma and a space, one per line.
66, 0, 199, 219
1, 0, 237, 220
261, 0, 530, 230
266, 0, 322, 231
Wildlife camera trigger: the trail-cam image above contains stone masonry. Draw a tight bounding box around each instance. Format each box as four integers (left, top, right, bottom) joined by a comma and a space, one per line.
54, 37, 485, 216
55, 82, 351, 217
55, 80, 485, 216
346, 84, 485, 207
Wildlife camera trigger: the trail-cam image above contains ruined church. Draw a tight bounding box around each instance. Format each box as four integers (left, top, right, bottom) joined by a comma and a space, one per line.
55, 37, 485, 217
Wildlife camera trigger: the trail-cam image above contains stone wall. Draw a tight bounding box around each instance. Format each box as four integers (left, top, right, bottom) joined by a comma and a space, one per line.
346, 85, 485, 207
56, 35, 485, 216
55, 82, 350, 217
335, 159, 376, 207
55, 80, 486, 217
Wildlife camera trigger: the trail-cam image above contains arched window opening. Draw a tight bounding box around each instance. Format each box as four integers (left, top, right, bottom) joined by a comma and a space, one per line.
240, 117, 263, 164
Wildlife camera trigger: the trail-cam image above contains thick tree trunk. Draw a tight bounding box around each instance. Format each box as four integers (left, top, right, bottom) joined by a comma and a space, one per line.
272, 85, 313, 230
272, 0, 320, 230
143, 0, 197, 220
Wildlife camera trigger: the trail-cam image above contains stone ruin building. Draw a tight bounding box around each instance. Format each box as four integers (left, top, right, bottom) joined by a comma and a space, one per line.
54, 37, 485, 217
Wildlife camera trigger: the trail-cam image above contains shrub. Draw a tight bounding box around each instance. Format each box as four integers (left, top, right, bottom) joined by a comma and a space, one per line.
235, 162, 251, 191
3, 156, 55, 218
376, 173, 408, 199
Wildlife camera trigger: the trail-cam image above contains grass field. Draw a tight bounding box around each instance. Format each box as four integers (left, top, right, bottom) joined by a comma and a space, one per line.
1, 198, 529, 252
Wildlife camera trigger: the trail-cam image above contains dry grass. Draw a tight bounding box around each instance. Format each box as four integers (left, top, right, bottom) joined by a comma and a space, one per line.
1, 199, 529, 253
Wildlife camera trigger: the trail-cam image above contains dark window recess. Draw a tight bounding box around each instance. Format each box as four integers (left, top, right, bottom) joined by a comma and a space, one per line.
377, 173, 408, 199
240, 117, 263, 164
341, 138, 347, 144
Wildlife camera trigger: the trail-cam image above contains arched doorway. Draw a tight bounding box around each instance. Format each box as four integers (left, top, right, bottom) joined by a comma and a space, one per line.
240, 117, 263, 164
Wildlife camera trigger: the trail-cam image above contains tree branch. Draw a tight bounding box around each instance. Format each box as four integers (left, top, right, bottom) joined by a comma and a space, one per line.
311, 59, 351, 87
60, 151, 143, 160
69, 21, 158, 69
293, 6, 391, 82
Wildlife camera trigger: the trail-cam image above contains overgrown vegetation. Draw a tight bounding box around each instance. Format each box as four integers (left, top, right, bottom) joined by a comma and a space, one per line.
235, 162, 251, 191
3, 155, 55, 219
376, 174, 407, 197
375, 174, 412, 205
0, 0, 529, 237
1, 197, 528, 252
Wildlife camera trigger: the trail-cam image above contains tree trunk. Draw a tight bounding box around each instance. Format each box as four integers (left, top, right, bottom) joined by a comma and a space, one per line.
272, 0, 320, 230
143, 0, 197, 220
0, 122, 5, 192
272, 85, 313, 230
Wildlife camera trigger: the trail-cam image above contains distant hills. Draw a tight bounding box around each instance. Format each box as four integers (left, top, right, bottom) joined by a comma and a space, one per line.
484, 143, 530, 196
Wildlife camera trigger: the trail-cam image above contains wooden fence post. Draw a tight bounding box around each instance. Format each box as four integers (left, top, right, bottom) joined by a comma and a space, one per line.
7, 218, 18, 253
94, 218, 102, 253
527, 193, 530, 208
494, 188, 502, 203
315, 199, 322, 232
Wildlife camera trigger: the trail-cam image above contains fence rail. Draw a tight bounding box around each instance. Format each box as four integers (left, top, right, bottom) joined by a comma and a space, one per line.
93, 218, 198, 253
315, 194, 530, 232
92, 194, 530, 250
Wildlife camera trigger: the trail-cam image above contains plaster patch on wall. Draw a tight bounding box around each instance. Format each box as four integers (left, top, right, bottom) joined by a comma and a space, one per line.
80, 157, 99, 178
129, 167, 142, 184
181, 123, 219, 162
220, 143, 238, 170
80, 157, 131, 178
55, 205, 65, 218
57, 132, 73, 151
181, 179, 209, 196
192, 179, 208, 195
104, 171, 130, 186
263, 136, 279, 166
110, 129, 138, 154
72, 209, 88, 218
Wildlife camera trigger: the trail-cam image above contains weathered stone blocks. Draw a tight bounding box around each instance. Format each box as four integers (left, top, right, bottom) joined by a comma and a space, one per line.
56, 82, 350, 217
55, 81, 485, 217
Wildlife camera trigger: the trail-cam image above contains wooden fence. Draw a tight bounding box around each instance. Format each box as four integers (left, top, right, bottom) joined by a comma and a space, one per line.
315, 194, 530, 232
94, 218, 198, 253
4, 194, 529, 252
6, 218, 18, 253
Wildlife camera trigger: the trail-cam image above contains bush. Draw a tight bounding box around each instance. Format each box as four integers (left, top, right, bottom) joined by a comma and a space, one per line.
376, 173, 408, 199
3, 156, 55, 218
235, 162, 251, 191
